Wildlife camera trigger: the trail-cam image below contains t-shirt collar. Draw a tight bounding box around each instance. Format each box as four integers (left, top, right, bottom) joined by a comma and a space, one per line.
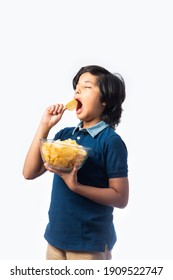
72, 121, 109, 138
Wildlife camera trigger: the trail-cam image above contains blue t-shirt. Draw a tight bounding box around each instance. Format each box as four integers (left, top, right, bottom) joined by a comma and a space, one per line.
44, 121, 128, 252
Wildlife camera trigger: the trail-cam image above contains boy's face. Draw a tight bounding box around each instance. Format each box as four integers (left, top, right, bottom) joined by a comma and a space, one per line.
74, 72, 105, 128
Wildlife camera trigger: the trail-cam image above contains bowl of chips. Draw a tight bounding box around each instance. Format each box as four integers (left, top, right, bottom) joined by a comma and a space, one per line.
40, 138, 90, 172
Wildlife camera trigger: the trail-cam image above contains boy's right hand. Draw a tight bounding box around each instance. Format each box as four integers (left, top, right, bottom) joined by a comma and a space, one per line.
41, 103, 65, 129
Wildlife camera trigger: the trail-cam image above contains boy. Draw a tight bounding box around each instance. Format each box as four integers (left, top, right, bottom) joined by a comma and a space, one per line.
23, 65, 129, 260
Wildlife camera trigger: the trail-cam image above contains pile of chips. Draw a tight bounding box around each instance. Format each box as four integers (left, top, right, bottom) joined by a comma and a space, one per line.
41, 138, 88, 171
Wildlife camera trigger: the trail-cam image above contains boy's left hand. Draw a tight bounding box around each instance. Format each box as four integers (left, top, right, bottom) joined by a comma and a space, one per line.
44, 163, 80, 192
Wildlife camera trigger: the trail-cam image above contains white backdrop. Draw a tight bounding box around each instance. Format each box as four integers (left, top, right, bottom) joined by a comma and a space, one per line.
0, 0, 172, 260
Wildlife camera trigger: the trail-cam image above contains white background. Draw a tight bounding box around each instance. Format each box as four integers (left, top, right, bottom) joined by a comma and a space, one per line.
0, 0, 173, 260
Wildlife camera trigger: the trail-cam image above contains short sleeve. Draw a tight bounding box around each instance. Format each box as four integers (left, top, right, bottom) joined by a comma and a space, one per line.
105, 135, 128, 178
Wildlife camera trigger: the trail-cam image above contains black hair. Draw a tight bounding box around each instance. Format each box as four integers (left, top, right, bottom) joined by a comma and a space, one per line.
72, 65, 126, 129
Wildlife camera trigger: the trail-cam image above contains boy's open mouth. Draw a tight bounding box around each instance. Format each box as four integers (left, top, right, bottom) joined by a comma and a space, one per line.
76, 100, 83, 114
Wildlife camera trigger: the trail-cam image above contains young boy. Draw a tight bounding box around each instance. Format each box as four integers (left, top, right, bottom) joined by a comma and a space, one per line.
23, 65, 129, 260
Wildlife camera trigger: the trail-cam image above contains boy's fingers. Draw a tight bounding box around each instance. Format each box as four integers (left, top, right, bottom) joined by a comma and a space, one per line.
73, 164, 79, 176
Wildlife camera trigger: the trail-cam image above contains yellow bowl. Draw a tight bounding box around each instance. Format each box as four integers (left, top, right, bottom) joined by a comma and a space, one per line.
40, 138, 90, 172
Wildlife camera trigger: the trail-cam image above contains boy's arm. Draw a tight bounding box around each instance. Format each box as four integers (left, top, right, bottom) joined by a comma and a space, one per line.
23, 104, 65, 180
74, 177, 129, 208
44, 164, 129, 208
22, 124, 49, 179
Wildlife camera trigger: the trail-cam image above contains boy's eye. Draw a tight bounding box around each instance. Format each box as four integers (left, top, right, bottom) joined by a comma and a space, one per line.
85, 86, 91, 88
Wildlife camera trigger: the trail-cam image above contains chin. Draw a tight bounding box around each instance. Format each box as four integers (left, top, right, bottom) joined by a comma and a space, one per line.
76, 112, 85, 120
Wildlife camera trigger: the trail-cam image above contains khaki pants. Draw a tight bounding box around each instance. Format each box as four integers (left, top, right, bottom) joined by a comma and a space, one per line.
46, 243, 112, 260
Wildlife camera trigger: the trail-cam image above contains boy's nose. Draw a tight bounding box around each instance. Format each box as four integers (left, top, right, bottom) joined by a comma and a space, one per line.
74, 89, 81, 98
